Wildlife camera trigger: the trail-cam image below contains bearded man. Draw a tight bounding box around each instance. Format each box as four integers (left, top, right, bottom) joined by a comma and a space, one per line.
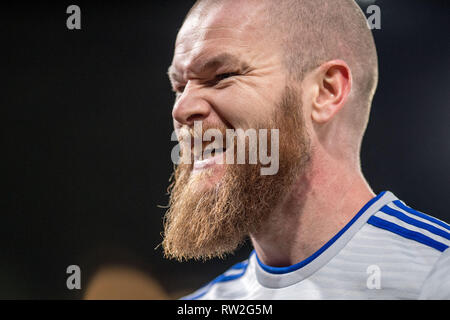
163, 0, 450, 299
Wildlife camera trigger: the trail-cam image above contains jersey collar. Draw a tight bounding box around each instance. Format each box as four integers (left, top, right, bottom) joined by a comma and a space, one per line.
252, 190, 398, 288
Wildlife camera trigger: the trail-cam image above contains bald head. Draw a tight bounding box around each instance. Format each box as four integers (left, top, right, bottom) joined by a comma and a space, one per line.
184, 0, 378, 154
265, 0, 378, 144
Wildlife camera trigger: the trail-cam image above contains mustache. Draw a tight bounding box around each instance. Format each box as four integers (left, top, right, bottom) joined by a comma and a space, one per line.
177, 121, 229, 143
173, 120, 282, 175
176, 121, 232, 162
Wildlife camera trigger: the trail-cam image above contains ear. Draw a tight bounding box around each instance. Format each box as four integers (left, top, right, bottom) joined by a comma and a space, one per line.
311, 60, 352, 124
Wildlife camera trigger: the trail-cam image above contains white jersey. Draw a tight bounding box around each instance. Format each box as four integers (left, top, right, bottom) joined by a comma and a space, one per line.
182, 191, 450, 300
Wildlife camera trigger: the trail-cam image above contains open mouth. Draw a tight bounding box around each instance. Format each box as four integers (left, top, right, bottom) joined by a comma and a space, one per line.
193, 147, 226, 171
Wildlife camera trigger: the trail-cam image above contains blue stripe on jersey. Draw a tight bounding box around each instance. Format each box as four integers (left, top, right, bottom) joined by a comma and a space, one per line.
367, 215, 449, 252
255, 191, 388, 274
393, 200, 450, 231
380, 206, 450, 240
182, 260, 249, 300
229, 261, 249, 271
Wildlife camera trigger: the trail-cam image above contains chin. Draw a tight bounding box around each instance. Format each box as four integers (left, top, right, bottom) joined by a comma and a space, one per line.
191, 162, 226, 190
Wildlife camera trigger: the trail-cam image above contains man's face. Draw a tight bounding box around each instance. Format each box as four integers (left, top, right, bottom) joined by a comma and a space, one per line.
163, 1, 311, 260
168, 1, 287, 183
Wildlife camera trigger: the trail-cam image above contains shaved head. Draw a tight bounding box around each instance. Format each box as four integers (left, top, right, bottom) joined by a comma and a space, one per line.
186, 0, 378, 153
266, 0, 378, 147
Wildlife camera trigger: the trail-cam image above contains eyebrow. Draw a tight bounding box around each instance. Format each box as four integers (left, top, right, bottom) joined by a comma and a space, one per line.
167, 53, 250, 84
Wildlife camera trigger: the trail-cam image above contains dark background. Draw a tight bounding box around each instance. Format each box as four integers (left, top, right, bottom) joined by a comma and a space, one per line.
2, 0, 449, 299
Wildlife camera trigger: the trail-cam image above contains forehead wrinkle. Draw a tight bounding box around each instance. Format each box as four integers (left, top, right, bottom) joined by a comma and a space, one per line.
192, 53, 243, 74
175, 23, 247, 53
176, 26, 245, 47
175, 37, 248, 54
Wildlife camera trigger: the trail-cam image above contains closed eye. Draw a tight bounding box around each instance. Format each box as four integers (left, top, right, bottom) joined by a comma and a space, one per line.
204, 72, 240, 87
173, 72, 239, 95
215, 72, 239, 81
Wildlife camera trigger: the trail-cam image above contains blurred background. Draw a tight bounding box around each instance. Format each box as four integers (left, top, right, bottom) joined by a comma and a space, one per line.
2, 0, 449, 299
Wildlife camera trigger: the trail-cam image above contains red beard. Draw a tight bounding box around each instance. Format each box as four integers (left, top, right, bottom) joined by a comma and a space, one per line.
162, 86, 310, 261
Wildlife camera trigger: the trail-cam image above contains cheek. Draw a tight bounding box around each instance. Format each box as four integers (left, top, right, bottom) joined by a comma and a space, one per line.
212, 84, 276, 128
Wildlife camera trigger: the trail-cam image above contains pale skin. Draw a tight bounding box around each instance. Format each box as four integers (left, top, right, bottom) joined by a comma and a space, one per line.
168, 1, 375, 267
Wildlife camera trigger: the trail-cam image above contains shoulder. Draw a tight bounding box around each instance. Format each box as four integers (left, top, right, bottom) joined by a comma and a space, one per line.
419, 248, 450, 299
347, 195, 450, 298
181, 259, 251, 300
366, 198, 450, 254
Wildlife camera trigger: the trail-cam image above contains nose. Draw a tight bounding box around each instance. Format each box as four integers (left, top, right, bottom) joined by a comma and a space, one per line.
172, 81, 211, 126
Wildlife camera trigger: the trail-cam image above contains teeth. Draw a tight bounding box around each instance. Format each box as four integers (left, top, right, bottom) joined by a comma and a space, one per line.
203, 148, 224, 159
194, 148, 225, 161
193, 148, 225, 171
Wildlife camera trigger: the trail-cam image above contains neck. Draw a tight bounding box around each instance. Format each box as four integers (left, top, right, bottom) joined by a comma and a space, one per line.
250, 152, 375, 268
